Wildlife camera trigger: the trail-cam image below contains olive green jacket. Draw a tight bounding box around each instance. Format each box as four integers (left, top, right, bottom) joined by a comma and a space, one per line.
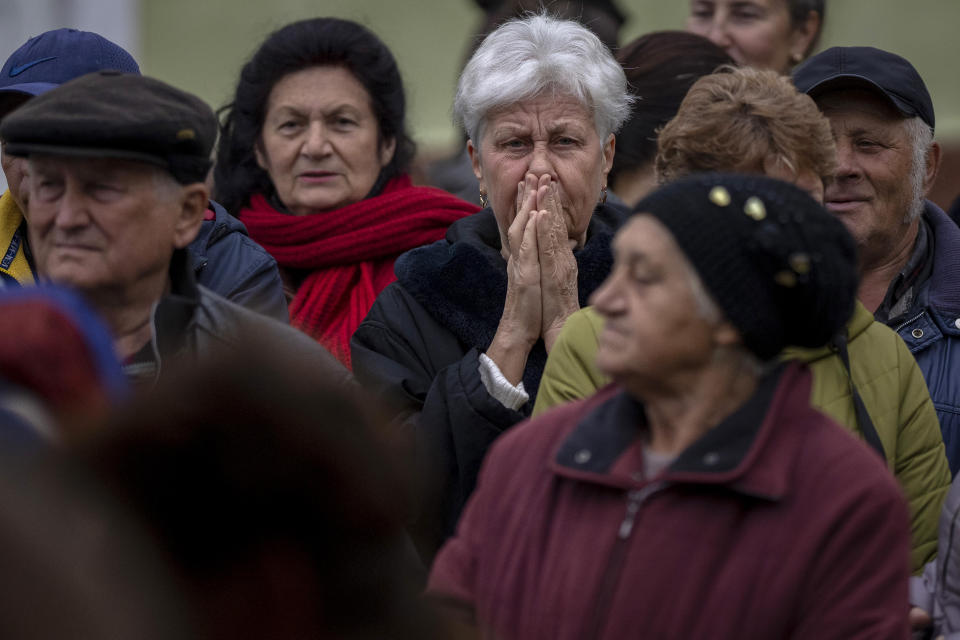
533, 302, 951, 573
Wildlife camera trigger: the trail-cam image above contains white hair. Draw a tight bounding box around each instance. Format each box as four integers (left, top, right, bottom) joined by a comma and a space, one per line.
904, 116, 934, 223
453, 13, 633, 143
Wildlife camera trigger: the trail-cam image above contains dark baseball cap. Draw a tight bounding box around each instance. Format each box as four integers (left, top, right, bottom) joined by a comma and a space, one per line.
0, 71, 216, 185
792, 46, 934, 131
0, 28, 139, 98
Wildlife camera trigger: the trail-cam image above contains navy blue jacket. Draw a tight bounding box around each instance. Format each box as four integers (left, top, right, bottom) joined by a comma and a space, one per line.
187, 200, 287, 323
894, 201, 960, 473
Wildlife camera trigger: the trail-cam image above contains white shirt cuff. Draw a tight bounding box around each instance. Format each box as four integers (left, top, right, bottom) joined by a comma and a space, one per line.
479, 352, 529, 411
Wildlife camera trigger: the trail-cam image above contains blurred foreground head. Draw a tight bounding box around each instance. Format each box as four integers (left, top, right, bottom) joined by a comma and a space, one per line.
75, 336, 445, 639
0, 451, 188, 640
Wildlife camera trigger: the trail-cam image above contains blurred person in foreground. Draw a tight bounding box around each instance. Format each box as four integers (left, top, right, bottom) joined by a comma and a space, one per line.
535, 66, 950, 573
794, 48, 960, 472
350, 13, 631, 561
0, 28, 287, 320
0, 286, 127, 447
0, 72, 346, 386
428, 173, 910, 639
0, 449, 190, 639
686, 0, 823, 73
214, 18, 478, 368
74, 340, 456, 640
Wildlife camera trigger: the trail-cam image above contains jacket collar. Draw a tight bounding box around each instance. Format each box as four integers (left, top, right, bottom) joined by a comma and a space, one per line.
152, 248, 200, 358
551, 362, 805, 501
919, 200, 960, 315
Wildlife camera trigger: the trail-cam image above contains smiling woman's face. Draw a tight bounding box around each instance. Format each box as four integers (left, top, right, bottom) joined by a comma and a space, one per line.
255, 66, 395, 215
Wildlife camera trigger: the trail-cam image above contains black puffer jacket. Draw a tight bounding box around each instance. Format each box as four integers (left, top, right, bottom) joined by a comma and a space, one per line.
351, 204, 625, 560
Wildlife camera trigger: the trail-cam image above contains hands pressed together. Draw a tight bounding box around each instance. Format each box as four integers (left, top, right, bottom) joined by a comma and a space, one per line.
486, 173, 580, 385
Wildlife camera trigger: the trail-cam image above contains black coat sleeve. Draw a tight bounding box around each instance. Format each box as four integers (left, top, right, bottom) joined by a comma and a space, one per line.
351, 283, 525, 560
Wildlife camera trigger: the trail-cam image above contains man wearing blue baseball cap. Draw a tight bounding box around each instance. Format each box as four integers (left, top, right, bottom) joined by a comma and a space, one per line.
0, 29, 288, 322
794, 47, 960, 470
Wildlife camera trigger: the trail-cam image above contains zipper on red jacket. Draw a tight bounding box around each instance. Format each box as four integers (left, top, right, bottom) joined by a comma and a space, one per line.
585, 481, 665, 640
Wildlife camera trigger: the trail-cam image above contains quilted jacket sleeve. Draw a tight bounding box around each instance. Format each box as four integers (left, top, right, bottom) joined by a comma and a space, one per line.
191, 209, 289, 323
532, 306, 610, 417
351, 283, 525, 560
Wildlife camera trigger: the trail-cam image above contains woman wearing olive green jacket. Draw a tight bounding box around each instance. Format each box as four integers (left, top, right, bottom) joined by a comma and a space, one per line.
534, 301, 950, 573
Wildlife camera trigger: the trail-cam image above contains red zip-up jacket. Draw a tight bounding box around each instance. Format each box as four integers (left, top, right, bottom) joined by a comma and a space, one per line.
428, 363, 911, 639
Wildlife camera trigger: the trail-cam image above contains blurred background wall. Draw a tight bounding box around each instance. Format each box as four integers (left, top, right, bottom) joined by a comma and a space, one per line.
1, 0, 959, 204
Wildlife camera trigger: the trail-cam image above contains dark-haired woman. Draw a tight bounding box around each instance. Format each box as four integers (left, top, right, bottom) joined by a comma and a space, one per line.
608, 31, 732, 208
214, 18, 478, 368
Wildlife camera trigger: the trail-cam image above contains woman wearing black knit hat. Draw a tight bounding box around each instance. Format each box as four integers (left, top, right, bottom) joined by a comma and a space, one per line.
427, 173, 912, 639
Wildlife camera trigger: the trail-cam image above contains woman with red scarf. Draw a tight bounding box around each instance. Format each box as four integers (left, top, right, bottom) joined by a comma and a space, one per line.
213, 18, 478, 368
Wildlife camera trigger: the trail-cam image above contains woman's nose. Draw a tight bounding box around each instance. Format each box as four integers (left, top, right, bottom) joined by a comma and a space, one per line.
302, 122, 331, 158
589, 271, 623, 314
704, 19, 733, 49
527, 144, 555, 179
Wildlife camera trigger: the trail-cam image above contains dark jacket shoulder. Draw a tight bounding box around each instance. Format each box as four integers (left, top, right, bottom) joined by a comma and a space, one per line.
187, 200, 288, 323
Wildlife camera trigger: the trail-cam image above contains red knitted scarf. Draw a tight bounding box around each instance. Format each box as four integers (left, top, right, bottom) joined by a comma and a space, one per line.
240, 175, 479, 368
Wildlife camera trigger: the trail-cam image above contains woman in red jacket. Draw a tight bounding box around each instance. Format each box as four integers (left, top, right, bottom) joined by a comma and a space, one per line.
213, 18, 478, 368
428, 173, 912, 639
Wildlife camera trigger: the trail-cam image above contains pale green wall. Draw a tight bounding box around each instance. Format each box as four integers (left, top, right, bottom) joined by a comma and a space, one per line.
141, 1, 960, 153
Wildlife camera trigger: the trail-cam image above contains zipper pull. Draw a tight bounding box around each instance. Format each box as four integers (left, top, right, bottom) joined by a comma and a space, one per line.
618, 489, 644, 539
618, 483, 663, 539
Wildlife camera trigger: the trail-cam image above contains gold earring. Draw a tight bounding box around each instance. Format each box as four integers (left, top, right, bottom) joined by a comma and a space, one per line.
479, 189, 489, 209
599, 186, 608, 205
791, 52, 803, 65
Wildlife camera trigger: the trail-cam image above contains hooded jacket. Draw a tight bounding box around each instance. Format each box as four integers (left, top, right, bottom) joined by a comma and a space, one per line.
534, 300, 949, 572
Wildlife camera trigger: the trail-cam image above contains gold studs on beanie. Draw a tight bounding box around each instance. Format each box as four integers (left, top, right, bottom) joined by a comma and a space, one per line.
633, 173, 859, 360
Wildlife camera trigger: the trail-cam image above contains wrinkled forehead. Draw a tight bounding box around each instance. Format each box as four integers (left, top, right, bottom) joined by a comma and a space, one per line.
479, 91, 599, 141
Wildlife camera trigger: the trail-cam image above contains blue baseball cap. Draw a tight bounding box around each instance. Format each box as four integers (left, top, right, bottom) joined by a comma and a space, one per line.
793, 46, 935, 132
0, 28, 140, 99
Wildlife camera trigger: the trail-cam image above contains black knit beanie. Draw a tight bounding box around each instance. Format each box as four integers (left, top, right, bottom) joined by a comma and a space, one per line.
634, 173, 859, 360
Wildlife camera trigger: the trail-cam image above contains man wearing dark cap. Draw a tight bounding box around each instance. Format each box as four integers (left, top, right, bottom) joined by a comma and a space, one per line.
794, 47, 960, 472
0, 28, 287, 322
0, 72, 346, 384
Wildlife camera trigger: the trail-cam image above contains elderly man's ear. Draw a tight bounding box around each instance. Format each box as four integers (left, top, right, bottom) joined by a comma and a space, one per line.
172, 182, 210, 250
922, 141, 942, 196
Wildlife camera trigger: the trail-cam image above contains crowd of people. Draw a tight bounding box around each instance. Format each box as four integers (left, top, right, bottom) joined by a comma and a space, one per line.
0, 0, 957, 638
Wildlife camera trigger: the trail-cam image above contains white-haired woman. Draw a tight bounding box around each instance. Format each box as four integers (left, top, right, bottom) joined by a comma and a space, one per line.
351, 14, 631, 561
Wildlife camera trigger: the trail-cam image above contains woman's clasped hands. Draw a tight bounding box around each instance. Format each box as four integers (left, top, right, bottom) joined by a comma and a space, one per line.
488, 173, 580, 384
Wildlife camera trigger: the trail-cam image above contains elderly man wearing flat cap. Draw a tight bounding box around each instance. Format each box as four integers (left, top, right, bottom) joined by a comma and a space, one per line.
0, 71, 347, 385
0, 28, 287, 322
794, 47, 960, 471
